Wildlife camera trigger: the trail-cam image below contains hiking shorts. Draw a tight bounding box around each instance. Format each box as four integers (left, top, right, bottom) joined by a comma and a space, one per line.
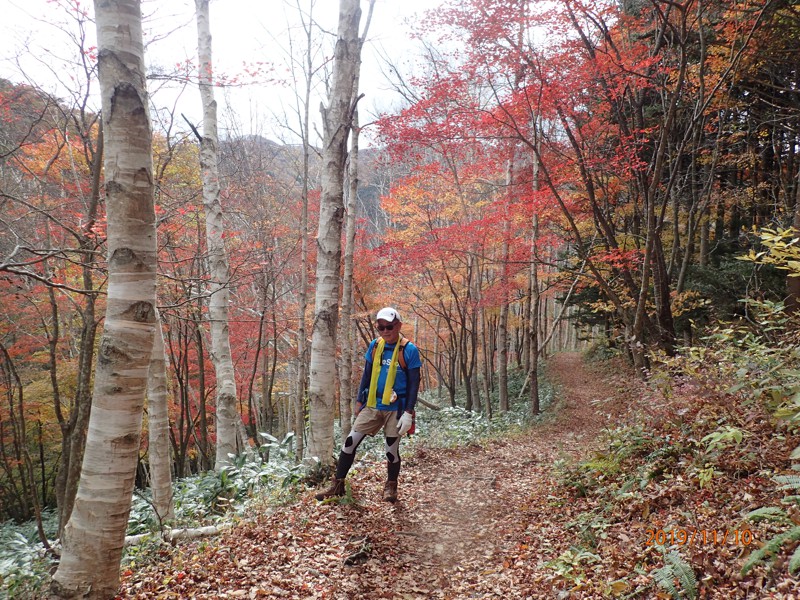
352, 407, 400, 437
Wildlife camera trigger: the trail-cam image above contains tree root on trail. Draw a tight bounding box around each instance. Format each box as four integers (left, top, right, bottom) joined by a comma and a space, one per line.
343, 536, 371, 565
124, 525, 225, 547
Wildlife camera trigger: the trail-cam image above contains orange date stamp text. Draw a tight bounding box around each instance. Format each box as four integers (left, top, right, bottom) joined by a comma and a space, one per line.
645, 528, 754, 547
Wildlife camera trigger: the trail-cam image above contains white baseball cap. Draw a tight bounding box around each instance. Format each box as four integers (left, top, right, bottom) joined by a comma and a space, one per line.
375, 307, 401, 323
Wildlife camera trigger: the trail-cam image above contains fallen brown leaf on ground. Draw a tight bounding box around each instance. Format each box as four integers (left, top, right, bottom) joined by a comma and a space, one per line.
117, 353, 800, 599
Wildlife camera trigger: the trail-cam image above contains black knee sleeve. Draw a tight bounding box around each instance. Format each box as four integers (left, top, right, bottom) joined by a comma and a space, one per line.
385, 436, 400, 464
336, 431, 367, 479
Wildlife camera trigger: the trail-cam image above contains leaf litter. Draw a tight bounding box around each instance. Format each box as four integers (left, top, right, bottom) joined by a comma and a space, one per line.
118, 353, 800, 599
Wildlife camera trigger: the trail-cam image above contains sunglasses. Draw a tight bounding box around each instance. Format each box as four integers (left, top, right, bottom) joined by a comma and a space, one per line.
376, 322, 397, 332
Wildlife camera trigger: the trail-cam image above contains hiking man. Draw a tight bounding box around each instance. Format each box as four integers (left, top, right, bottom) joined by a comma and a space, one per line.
315, 306, 422, 503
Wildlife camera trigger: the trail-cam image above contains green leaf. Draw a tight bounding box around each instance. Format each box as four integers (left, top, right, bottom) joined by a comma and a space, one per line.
774, 475, 800, 491
671, 555, 697, 599
790, 545, 800, 575
742, 527, 800, 575
744, 507, 790, 523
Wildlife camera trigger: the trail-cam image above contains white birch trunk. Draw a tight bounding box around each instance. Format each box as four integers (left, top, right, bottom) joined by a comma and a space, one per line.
195, 0, 238, 467
51, 1, 157, 596
338, 1, 373, 439
148, 309, 174, 522
338, 113, 358, 439
306, 0, 363, 463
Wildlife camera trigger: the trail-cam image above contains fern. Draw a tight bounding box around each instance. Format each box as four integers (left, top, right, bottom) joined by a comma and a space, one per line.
741, 526, 800, 575
744, 506, 791, 523
774, 475, 800, 491
653, 565, 679, 598
652, 550, 697, 599
583, 454, 620, 475
742, 476, 800, 578
666, 551, 697, 599
790, 544, 800, 575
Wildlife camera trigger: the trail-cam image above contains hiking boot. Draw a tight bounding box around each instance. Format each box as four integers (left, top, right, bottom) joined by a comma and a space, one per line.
315, 478, 345, 501
383, 480, 398, 503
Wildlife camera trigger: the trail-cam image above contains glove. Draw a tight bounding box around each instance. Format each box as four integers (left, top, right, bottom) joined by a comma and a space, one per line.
397, 411, 413, 436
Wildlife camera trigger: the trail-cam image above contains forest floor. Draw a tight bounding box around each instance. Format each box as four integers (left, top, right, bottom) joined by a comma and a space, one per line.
117, 353, 800, 599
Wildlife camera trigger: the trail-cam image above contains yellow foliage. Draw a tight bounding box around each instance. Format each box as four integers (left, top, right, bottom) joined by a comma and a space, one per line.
740, 228, 800, 276
671, 290, 711, 318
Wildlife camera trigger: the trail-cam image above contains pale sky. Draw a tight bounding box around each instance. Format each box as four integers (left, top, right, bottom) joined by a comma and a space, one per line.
0, 0, 439, 145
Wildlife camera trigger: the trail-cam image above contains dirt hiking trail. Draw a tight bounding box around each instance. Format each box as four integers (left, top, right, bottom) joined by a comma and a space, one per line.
119, 353, 637, 599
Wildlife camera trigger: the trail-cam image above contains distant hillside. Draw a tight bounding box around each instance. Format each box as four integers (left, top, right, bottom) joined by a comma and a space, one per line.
217, 134, 402, 240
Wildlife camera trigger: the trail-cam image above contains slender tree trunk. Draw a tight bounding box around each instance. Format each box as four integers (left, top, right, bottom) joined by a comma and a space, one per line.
529, 127, 542, 414
338, 107, 359, 439
195, 0, 238, 467
652, 236, 676, 354
250, 306, 268, 432
336, 11, 374, 436
460, 325, 474, 411
529, 213, 541, 415
337, 2, 374, 438
630, 186, 657, 375
497, 156, 512, 413
434, 320, 443, 404
245, 297, 268, 440
267, 306, 279, 435
194, 315, 210, 471
668, 188, 681, 278
788, 194, 800, 312
699, 210, 710, 267
294, 0, 315, 463
171, 328, 187, 478
261, 349, 272, 436
148, 310, 174, 523
676, 204, 697, 295
521, 294, 530, 373
480, 308, 492, 419
540, 282, 549, 360
56, 124, 103, 538
306, 0, 363, 463
469, 293, 481, 414
44, 246, 67, 528
51, 0, 157, 595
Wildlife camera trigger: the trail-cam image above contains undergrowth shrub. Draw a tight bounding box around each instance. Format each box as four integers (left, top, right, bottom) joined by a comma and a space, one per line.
119, 432, 304, 571
409, 367, 553, 448
546, 228, 800, 595
679, 227, 800, 442
0, 510, 57, 598
742, 475, 800, 577
544, 545, 601, 586
648, 230, 800, 584
583, 335, 624, 362
551, 363, 798, 595
168, 432, 302, 525
555, 422, 695, 501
